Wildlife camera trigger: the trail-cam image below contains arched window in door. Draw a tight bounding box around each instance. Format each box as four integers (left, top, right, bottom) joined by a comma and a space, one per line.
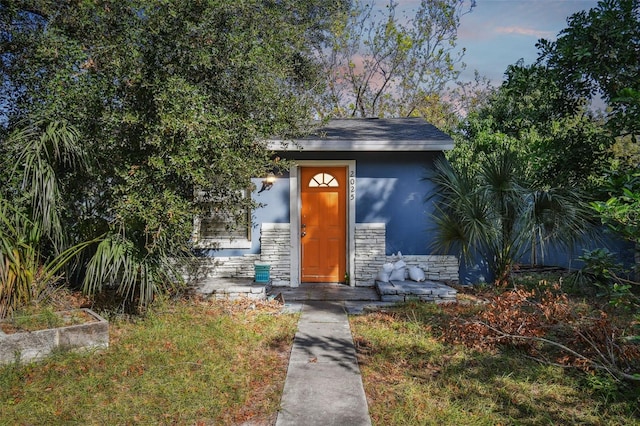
308, 172, 339, 188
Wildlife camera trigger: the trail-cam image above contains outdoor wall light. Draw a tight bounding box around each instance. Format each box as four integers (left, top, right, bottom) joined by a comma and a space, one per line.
258, 173, 276, 193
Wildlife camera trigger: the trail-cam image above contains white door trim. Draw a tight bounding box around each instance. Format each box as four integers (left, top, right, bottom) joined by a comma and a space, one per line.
289, 160, 356, 287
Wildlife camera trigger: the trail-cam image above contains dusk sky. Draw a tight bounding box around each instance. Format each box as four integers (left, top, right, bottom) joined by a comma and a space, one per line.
401, 0, 600, 85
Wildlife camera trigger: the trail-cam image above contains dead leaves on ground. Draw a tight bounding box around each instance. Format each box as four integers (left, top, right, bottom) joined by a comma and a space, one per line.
442, 286, 640, 378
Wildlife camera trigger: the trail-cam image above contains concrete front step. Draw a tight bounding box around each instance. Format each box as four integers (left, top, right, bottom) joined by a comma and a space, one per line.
191, 278, 457, 304
269, 283, 380, 302
375, 280, 457, 303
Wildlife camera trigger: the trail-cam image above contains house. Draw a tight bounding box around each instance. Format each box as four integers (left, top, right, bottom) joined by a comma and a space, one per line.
192, 117, 459, 290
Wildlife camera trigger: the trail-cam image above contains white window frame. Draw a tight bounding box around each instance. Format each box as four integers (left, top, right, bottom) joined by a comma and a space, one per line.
192, 188, 252, 249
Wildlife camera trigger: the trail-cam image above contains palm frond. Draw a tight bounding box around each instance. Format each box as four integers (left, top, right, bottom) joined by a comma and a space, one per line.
7, 120, 88, 250
523, 187, 599, 264
83, 234, 183, 309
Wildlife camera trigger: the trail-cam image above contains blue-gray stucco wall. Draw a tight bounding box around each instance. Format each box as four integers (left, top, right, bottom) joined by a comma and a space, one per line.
353, 152, 441, 255
200, 173, 292, 257
458, 229, 636, 285
207, 151, 443, 257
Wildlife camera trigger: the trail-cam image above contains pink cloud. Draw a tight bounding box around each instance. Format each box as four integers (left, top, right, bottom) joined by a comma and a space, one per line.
495, 26, 555, 39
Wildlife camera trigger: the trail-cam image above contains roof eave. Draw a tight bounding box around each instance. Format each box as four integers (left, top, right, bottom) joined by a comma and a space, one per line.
266, 139, 454, 152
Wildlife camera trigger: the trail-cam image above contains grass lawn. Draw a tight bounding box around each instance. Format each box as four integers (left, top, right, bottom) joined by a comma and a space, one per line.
351, 278, 640, 425
2, 276, 638, 425
0, 297, 298, 425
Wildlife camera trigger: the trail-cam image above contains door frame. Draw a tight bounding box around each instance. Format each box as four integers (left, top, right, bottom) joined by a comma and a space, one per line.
289, 160, 356, 287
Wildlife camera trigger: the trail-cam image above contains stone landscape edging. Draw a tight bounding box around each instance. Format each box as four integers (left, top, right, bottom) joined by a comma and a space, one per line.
0, 308, 109, 365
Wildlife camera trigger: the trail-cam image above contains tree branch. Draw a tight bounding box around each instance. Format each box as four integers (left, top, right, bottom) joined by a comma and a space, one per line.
473, 320, 640, 382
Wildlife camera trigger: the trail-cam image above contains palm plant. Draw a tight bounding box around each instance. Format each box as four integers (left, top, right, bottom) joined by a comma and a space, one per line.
3, 119, 184, 311
430, 149, 594, 286
82, 232, 183, 311
0, 199, 94, 318
0, 120, 93, 317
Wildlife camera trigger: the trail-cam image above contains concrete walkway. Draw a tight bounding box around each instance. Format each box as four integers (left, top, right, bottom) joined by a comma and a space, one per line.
275, 300, 372, 426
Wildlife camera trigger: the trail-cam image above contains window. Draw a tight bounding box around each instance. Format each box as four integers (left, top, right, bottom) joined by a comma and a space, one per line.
308, 172, 339, 188
193, 188, 252, 249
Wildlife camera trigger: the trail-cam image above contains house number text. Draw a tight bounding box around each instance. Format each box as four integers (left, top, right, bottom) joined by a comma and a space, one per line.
349, 170, 355, 200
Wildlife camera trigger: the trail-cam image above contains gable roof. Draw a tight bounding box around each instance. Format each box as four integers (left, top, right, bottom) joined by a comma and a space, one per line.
267, 118, 454, 152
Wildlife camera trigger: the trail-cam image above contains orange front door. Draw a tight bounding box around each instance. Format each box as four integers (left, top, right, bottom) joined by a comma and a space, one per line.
300, 167, 347, 283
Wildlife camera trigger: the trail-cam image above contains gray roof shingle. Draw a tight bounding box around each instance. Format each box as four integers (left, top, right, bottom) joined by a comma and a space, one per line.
268, 118, 453, 152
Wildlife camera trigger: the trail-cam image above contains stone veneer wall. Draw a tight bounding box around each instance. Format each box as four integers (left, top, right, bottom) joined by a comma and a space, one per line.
190, 254, 259, 281
354, 223, 458, 286
385, 254, 459, 283
354, 223, 387, 286
193, 222, 458, 287
191, 223, 291, 286
258, 223, 290, 286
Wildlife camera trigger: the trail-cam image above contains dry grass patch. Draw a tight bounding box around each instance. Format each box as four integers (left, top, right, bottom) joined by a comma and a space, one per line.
0, 297, 297, 425
352, 293, 640, 425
